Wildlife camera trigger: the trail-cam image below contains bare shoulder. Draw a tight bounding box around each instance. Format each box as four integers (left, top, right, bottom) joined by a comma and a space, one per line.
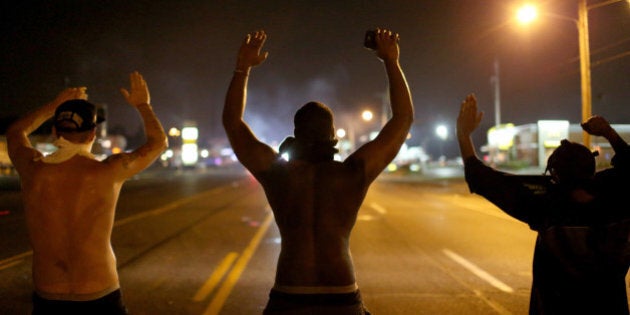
102, 152, 133, 168
101, 151, 150, 178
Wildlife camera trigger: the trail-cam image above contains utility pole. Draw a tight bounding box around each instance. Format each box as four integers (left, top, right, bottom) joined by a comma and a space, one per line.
491, 57, 501, 127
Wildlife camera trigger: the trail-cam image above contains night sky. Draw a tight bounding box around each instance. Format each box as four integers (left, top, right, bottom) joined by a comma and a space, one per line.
1, 1, 628, 159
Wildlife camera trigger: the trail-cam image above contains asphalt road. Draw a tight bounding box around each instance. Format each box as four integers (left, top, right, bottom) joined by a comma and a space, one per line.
0, 166, 627, 314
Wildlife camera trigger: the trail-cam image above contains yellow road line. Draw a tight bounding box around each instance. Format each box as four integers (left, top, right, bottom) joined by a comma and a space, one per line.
0, 250, 32, 270
0, 258, 26, 271
114, 186, 230, 227
203, 211, 274, 315
193, 252, 239, 302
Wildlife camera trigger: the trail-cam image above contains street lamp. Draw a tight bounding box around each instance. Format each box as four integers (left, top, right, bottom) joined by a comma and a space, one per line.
361, 110, 374, 122
337, 109, 376, 157
435, 124, 448, 159
516, 0, 627, 149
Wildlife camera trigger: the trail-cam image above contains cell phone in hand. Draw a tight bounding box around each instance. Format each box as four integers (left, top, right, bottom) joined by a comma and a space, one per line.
364, 30, 377, 50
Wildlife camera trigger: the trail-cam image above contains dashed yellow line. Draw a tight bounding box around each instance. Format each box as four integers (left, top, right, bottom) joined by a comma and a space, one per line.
0, 251, 32, 271
193, 252, 239, 302
114, 186, 230, 227
202, 211, 273, 315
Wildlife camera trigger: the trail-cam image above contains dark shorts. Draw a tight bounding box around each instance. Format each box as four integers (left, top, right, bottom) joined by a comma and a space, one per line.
263, 289, 371, 315
32, 289, 128, 315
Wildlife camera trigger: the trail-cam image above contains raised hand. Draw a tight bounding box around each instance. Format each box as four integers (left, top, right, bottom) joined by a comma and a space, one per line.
457, 94, 483, 137
120, 71, 150, 107
236, 30, 269, 71
373, 28, 400, 62
581, 115, 612, 137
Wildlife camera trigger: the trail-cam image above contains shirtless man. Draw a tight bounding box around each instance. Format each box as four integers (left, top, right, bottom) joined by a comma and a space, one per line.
7, 71, 168, 314
223, 29, 413, 314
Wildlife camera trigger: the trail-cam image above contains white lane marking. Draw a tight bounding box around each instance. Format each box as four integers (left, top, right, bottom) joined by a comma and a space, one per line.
443, 248, 514, 293
369, 202, 387, 214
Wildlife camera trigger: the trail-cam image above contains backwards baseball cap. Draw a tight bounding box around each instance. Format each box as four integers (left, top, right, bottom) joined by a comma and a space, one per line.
54, 99, 105, 132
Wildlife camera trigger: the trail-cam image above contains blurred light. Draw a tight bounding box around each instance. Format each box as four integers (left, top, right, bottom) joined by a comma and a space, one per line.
281, 152, 290, 161
361, 110, 373, 121
409, 163, 421, 172
168, 127, 181, 137
101, 139, 112, 149
369, 131, 379, 141
435, 125, 448, 140
517, 4, 538, 24
538, 120, 569, 148
182, 144, 198, 165
336, 128, 347, 138
111, 147, 122, 154
488, 124, 516, 150
164, 149, 174, 158
200, 149, 209, 158
387, 163, 397, 172
181, 127, 198, 141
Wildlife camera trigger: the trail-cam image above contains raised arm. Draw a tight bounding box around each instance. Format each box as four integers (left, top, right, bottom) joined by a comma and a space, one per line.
107, 71, 167, 179
349, 28, 414, 183
457, 94, 484, 161
7, 87, 87, 172
222, 30, 277, 175
581, 115, 628, 154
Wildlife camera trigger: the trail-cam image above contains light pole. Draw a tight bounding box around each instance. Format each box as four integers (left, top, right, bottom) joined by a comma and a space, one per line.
435, 124, 448, 160
491, 57, 501, 127
578, 0, 592, 148
517, 0, 627, 149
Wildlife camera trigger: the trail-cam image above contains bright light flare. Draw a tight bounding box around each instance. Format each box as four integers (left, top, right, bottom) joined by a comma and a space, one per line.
181, 127, 198, 141
516, 4, 538, 24
168, 127, 181, 137
336, 128, 347, 138
182, 144, 198, 165
200, 149, 209, 158
361, 110, 373, 121
435, 125, 448, 140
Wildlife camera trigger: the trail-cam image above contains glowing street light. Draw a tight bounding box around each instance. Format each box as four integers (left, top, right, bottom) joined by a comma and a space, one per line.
516, 0, 627, 148
435, 125, 448, 141
361, 110, 373, 122
336, 128, 347, 139
337, 109, 377, 157
435, 124, 448, 159
516, 4, 538, 24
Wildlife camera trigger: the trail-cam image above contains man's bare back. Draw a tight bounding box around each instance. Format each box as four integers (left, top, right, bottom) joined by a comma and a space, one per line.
261, 159, 368, 288
7, 72, 167, 309
23, 155, 126, 298
223, 29, 413, 312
